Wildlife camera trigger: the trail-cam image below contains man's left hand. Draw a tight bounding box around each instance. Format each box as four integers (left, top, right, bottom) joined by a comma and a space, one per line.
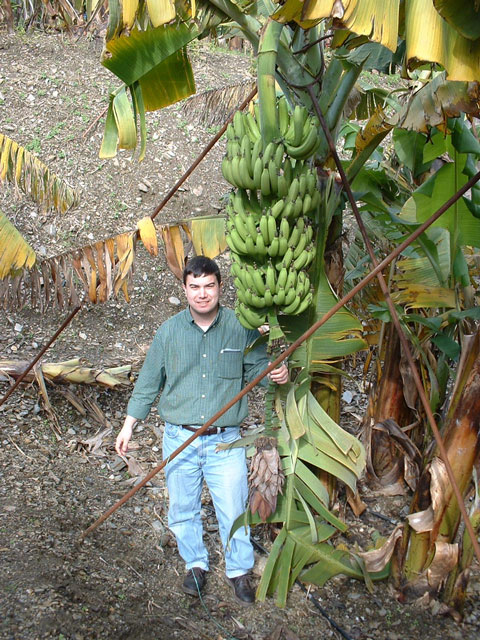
269, 363, 289, 385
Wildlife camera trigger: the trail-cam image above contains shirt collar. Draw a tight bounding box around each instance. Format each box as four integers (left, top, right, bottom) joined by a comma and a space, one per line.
185, 305, 223, 331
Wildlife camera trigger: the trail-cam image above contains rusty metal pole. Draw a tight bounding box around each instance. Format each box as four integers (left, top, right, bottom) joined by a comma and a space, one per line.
308, 84, 480, 565
81, 166, 480, 540
0, 305, 82, 408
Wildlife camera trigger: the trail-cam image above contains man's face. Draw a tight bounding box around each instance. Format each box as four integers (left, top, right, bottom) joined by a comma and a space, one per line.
183, 273, 221, 318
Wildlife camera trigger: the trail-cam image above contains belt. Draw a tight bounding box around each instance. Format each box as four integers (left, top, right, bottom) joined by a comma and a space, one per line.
181, 425, 227, 436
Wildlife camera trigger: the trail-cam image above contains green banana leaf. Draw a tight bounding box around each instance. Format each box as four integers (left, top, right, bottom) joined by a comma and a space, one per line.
401, 155, 480, 248
102, 22, 197, 90
284, 268, 367, 368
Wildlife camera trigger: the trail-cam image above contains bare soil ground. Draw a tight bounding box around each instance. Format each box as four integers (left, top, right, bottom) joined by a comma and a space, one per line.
1, 30, 479, 640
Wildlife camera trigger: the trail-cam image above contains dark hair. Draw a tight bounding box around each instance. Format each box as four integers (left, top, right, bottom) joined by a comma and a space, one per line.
183, 256, 221, 285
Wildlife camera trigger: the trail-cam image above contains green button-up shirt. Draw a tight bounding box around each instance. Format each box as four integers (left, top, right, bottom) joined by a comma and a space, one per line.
126, 306, 269, 427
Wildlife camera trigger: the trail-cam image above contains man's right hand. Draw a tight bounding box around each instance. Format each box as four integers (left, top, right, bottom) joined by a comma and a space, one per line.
115, 416, 137, 456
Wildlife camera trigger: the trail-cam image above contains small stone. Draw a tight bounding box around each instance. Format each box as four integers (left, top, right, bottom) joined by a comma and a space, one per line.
79, 332, 87, 340
168, 296, 181, 306
138, 182, 149, 192
14, 323, 23, 332
342, 390, 354, 403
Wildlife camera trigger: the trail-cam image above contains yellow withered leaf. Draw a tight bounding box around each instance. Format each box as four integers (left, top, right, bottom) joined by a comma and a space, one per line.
301, 0, 400, 52
146, 0, 176, 27
0, 211, 36, 279
122, 0, 139, 28
137, 216, 158, 256
161, 224, 185, 280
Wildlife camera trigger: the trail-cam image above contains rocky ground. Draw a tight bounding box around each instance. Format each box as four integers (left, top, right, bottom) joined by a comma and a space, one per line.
1, 29, 480, 640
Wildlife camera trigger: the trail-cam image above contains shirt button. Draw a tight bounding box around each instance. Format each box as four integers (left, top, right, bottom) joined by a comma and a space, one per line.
201, 415, 204, 419
202, 354, 207, 358
202, 374, 206, 378
201, 394, 205, 398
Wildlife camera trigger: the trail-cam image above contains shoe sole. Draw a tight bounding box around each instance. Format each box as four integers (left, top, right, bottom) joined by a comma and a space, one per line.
224, 577, 255, 607
182, 585, 202, 597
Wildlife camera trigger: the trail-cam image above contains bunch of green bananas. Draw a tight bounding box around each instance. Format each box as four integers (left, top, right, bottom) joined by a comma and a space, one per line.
223, 104, 319, 330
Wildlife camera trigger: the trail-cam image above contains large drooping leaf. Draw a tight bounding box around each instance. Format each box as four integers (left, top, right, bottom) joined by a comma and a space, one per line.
405, 0, 480, 81
392, 73, 480, 134
0, 211, 36, 279
433, 0, 480, 41
102, 23, 197, 109
285, 269, 367, 369
0, 133, 79, 213
400, 156, 480, 247
276, 0, 400, 52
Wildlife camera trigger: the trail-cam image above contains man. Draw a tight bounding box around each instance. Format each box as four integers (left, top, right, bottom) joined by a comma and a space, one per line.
116, 256, 288, 605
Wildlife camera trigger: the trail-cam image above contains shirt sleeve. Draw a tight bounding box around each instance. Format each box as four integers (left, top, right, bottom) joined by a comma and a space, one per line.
243, 330, 270, 388
126, 330, 166, 420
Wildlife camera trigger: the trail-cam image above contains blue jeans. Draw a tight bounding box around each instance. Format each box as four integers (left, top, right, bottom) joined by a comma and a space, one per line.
162, 422, 254, 578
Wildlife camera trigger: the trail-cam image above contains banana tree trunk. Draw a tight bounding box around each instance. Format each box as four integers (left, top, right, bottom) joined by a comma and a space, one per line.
363, 323, 416, 489
399, 332, 480, 600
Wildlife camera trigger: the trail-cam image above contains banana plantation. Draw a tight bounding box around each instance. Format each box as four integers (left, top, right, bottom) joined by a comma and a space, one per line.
1, 1, 480, 638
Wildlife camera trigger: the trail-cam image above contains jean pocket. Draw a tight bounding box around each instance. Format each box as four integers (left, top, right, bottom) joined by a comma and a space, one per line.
164, 422, 180, 439
218, 349, 243, 379
219, 427, 240, 444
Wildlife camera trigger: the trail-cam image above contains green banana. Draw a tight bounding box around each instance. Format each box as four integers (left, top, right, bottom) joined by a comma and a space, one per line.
244, 212, 257, 238
277, 267, 288, 290
278, 236, 288, 257
267, 236, 280, 258
231, 155, 244, 189
264, 287, 274, 306
282, 286, 297, 307
255, 233, 267, 257
268, 160, 278, 194
271, 199, 285, 219
253, 156, 263, 189
278, 96, 289, 136
273, 288, 286, 306
295, 291, 312, 314
266, 262, 276, 293
245, 111, 261, 143
262, 141, 276, 167
292, 231, 308, 259
267, 214, 277, 243
259, 215, 270, 245
250, 291, 266, 309
260, 167, 271, 196
281, 246, 294, 269
283, 158, 292, 185
233, 211, 249, 241
279, 217, 290, 240
287, 224, 300, 249
244, 266, 256, 291
239, 156, 255, 190
251, 266, 266, 296
233, 110, 246, 139
241, 134, 252, 171
281, 294, 301, 315
221, 157, 233, 185
277, 173, 288, 198
284, 269, 297, 291
286, 122, 319, 160
274, 143, 284, 169
306, 171, 317, 196
226, 230, 247, 255
251, 136, 262, 166
302, 193, 313, 215
286, 178, 300, 203
226, 123, 236, 141
237, 302, 266, 328
245, 235, 256, 256
292, 247, 309, 271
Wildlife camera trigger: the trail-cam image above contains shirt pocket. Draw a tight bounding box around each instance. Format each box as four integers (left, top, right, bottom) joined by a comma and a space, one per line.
217, 348, 243, 379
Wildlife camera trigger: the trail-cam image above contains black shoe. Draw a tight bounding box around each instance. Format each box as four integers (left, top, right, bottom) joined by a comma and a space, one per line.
225, 573, 255, 606
182, 567, 206, 596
